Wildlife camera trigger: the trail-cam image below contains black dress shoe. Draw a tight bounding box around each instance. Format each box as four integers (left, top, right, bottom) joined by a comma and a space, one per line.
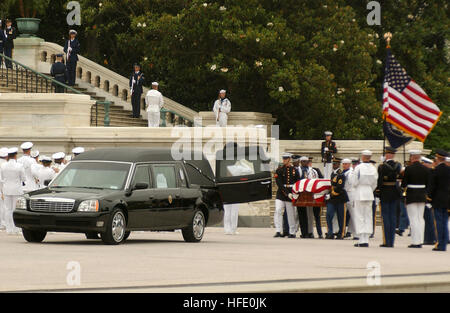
288, 234, 296, 238
325, 234, 334, 239
335, 235, 343, 240
354, 243, 369, 247
353, 237, 359, 240
395, 229, 403, 236
369, 234, 374, 239
345, 232, 352, 238
423, 242, 436, 246
281, 233, 288, 238
408, 244, 422, 248
308, 233, 314, 239
274, 232, 282, 238
318, 235, 323, 239
432, 248, 445, 252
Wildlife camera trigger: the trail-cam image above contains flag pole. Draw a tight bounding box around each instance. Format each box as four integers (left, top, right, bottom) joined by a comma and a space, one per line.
382, 32, 392, 157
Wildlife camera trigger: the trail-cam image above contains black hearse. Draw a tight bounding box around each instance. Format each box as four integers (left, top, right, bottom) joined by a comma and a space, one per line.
13, 145, 272, 244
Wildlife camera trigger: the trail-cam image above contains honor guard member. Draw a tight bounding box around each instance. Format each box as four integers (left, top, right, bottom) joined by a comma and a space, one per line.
296, 156, 311, 238
37, 156, 56, 189
401, 150, 430, 248
422, 157, 437, 245
0, 22, 4, 68
281, 155, 301, 237
321, 131, 337, 179
30, 151, 43, 191
377, 147, 402, 248
325, 158, 348, 239
307, 157, 324, 238
129, 63, 145, 118
145, 82, 164, 127
50, 54, 68, 93
72, 147, 85, 157
63, 30, 80, 86
213, 90, 231, 127
3, 19, 17, 69
0, 148, 25, 234
428, 150, 449, 251
274, 153, 300, 238
17, 142, 38, 193
0, 147, 8, 229
351, 150, 378, 247
52, 152, 66, 174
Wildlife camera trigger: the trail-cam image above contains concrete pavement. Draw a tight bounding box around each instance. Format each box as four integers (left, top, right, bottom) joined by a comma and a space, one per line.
0, 227, 449, 292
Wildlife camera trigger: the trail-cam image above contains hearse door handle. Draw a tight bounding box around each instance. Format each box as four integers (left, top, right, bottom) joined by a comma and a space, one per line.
260, 181, 271, 185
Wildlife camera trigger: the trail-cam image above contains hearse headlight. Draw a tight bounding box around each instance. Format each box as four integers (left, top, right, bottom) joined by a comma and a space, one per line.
15, 197, 27, 210
78, 200, 99, 212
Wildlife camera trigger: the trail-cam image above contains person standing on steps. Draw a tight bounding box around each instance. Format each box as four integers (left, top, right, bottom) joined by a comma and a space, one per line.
213, 90, 231, 127
129, 63, 145, 118
63, 30, 80, 86
50, 54, 68, 93
145, 82, 164, 127
3, 19, 17, 69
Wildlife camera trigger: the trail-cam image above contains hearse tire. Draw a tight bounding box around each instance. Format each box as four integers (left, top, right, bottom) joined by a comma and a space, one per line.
85, 232, 100, 240
22, 229, 47, 243
182, 210, 205, 243
100, 208, 127, 245
123, 231, 131, 241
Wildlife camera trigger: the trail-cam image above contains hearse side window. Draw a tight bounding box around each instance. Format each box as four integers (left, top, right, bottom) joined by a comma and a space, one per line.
131, 165, 150, 188
178, 166, 187, 187
152, 166, 177, 189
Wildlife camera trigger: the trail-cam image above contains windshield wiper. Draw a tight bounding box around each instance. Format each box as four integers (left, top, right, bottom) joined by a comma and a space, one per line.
70, 186, 106, 190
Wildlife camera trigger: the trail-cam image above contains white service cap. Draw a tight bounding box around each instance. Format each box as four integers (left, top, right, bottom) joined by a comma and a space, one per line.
282, 152, 292, 159
41, 155, 52, 162
421, 157, 433, 164
219, 89, 226, 94
408, 150, 422, 155
300, 156, 309, 162
341, 158, 352, 164
0, 148, 8, 158
20, 142, 33, 150
30, 150, 40, 158
324, 131, 333, 136
361, 150, 372, 156
446, 157, 450, 162
52, 152, 66, 160
72, 147, 85, 154
152, 82, 159, 86
8, 147, 18, 154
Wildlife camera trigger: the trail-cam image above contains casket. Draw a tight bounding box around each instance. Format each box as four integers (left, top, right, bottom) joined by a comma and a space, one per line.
292, 179, 331, 207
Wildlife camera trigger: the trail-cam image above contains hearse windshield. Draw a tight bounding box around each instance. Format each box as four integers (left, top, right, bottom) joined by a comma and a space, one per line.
50, 161, 131, 190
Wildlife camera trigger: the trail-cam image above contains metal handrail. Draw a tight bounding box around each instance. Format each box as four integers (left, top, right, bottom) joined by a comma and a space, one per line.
0, 52, 112, 127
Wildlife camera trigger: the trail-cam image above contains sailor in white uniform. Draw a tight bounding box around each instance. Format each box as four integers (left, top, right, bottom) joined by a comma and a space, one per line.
17, 142, 37, 193
145, 82, 164, 127
343, 158, 356, 236
36, 156, 57, 189
0, 148, 9, 230
350, 150, 378, 247
0, 148, 26, 234
213, 90, 231, 127
72, 147, 85, 157
28, 150, 42, 191
52, 152, 67, 174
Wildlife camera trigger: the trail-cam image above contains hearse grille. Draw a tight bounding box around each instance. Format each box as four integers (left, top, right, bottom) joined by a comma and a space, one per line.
30, 198, 75, 213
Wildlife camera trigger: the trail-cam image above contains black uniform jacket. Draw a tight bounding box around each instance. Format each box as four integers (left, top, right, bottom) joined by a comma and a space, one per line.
377, 159, 402, 202
428, 163, 450, 209
401, 161, 430, 204
50, 62, 68, 84
329, 169, 348, 204
0, 30, 4, 50
129, 71, 145, 95
64, 38, 80, 63
321, 140, 337, 163
275, 165, 300, 202
3, 27, 17, 49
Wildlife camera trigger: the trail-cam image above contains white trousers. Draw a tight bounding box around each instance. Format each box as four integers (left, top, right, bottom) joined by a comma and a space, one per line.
0, 196, 5, 228
274, 199, 296, 235
406, 202, 425, 245
323, 163, 333, 179
147, 111, 160, 127
224, 204, 239, 234
353, 201, 373, 244
216, 113, 228, 127
346, 200, 355, 234
307, 207, 314, 234
4, 195, 20, 234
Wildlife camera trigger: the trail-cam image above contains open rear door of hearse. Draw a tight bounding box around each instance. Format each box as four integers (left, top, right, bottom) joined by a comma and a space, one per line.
215, 143, 272, 204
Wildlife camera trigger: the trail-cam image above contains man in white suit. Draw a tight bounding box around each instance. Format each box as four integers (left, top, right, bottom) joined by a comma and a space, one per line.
145, 82, 164, 127
213, 90, 231, 127
17, 142, 37, 193
0, 148, 26, 234
0, 147, 9, 230
351, 150, 378, 247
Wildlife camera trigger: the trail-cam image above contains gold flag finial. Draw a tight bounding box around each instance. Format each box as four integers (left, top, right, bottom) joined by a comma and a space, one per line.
384, 32, 393, 48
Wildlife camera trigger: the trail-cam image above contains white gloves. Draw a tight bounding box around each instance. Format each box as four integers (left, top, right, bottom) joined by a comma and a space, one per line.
324, 147, 329, 152
68, 47, 72, 52
288, 193, 293, 200
325, 194, 330, 201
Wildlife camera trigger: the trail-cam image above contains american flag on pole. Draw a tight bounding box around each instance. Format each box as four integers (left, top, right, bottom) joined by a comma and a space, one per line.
382, 50, 442, 142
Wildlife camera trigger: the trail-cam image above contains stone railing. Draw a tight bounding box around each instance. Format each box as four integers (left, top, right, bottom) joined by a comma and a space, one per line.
13, 38, 198, 121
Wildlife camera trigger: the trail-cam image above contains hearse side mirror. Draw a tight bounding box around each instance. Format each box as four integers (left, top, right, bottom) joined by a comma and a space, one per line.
44, 180, 51, 187
133, 183, 149, 190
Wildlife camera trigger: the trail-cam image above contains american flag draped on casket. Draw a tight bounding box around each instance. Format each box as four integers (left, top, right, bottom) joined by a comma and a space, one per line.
292, 179, 331, 207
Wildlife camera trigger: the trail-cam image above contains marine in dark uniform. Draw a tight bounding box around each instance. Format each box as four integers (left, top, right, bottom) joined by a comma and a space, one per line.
377, 147, 402, 247
281, 155, 300, 237
129, 63, 145, 118
401, 150, 430, 248
50, 54, 67, 93
428, 149, 450, 252
325, 158, 348, 239
309, 157, 324, 238
321, 131, 337, 179
63, 30, 80, 86
0, 21, 4, 68
296, 156, 310, 238
3, 19, 17, 69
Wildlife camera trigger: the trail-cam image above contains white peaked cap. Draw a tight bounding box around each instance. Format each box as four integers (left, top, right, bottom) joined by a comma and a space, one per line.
300, 156, 309, 162
0, 148, 8, 158
152, 82, 159, 86
72, 147, 85, 154
8, 147, 18, 154
361, 150, 372, 156
446, 157, 450, 162
341, 158, 352, 164
41, 156, 52, 162
421, 157, 433, 164
324, 131, 333, 136
52, 152, 65, 160
219, 89, 226, 94
21, 142, 33, 150
30, 150, 40, 158
408, 150, 422, 155
282, 152, 292, 158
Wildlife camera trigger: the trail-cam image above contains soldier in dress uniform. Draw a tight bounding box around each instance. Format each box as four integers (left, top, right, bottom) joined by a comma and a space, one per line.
213, 90, 232, 127
307, 157, 324, 238
321, 131, 337, 179
3, 19, 17, 69
36, 156, 56, 189
0, 147, 8, 229
0, 148, 25, 234
296, 156, 310, 238
281, 155, 300, 237
351, 150, 378, 247
30, 151, 43, 191
17, 142, 38, 193
401, 150, 430, 248
422, 157, 437, 245
63, 30, 80, 86
52, 152, 66, 173
274, 153, 300, 238
145, 82, 164, 127
377, 147, 402, 248
129, 63, 145, 118
50, 54, 68, 93
325, 158, 348, 239
428, 150, 449, 252
72, 147, 85, 157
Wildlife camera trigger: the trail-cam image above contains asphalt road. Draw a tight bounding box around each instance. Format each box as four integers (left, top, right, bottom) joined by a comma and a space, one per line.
0, 227, 449, 292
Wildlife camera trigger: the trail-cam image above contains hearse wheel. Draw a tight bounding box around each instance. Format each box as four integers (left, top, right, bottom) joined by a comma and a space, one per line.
22, 229, 47, 243
101, 208, 126, 245
182, 210, 205, 242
